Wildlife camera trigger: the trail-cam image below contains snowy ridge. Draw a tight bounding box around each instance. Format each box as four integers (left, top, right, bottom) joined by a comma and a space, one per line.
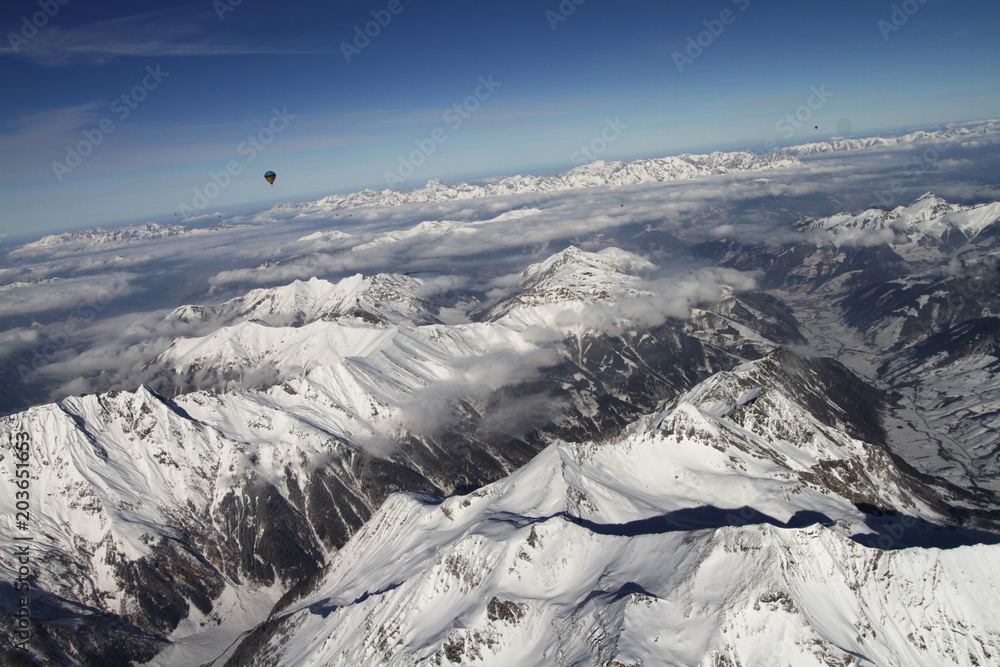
796, 193, 1000, 253
274, 121, 997, 220
782, 119, 1000, 156
349, 218, 482, 253
698, 193, 1000, 499
150, 317, 492, 446
481, 246, 655, 326
272, 150, 801, 217
149, 251, 660, 419
168, 274, 438, 329
242, 350, 1000, 666
263, 510, 1000, 667
6, 222, 213, 258
9, 120, 998, 260
3, 150, 799, 258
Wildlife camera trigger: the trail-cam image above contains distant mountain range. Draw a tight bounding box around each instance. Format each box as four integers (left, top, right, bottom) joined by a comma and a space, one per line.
11, 119, 998, 257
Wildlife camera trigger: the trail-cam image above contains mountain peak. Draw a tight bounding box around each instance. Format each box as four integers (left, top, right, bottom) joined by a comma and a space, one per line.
480, 246, 654, 325
166, 272, 438, 330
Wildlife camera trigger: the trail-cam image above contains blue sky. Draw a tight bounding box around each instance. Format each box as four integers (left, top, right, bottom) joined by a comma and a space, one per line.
1, 0, 998, 237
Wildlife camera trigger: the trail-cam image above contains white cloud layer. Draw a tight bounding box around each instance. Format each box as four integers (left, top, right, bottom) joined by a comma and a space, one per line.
1, 142, 997, 414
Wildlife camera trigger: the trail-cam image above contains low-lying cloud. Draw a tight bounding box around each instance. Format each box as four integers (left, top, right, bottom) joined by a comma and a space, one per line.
2, 141, 998, 419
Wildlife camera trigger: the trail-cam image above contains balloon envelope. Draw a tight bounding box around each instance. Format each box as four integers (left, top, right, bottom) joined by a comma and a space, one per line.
264, 171, 276, 185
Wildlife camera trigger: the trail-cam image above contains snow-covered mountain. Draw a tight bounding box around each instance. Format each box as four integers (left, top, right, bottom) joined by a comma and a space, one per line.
168, 274, 440, 329
696, 192, 1000, 499
4, 183, 1000, 667
478, 246, 656, 326
795, 193, 1000, 259
2, 246, 759, 665
6, 222, 211, 259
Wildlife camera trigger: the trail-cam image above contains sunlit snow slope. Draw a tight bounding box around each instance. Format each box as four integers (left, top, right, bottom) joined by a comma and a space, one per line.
233, 351, 1000, 667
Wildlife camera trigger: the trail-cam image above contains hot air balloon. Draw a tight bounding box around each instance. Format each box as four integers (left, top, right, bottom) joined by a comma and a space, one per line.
264, 171, 276, 186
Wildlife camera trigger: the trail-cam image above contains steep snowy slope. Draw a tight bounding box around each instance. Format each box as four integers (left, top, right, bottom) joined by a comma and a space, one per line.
0, 383, 444, 665
479, 246, 656, 326
233, 350, 1000, 667
169, 274, 440, 329
694, 192, 1000, 503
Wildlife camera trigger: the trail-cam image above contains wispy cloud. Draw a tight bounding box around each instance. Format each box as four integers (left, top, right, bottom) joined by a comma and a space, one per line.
0, 103, 107, 160
1, 11, 327, 66
0, 272, 139, 319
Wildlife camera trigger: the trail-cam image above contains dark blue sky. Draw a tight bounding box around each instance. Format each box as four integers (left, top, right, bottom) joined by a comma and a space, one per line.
2, 0, 998, 234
